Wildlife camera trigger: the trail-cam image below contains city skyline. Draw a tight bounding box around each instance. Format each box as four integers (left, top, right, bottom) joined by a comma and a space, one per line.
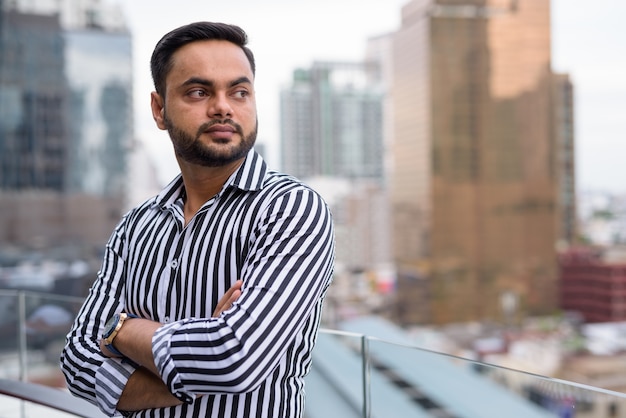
110, 0, 625, 194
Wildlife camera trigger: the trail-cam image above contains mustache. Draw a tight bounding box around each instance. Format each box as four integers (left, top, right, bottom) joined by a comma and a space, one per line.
196, 119, 244, 138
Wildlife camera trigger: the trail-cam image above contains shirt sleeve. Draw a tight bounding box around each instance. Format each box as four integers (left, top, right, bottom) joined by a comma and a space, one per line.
152, 186, 335, 399
95, 358, 138, 416
60, 214, 139, 416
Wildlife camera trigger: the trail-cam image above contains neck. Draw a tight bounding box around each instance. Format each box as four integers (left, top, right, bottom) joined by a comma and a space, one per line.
179, 158, 244, 224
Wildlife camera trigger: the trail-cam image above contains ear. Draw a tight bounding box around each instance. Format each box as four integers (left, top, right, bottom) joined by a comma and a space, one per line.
150, 92, 167, 130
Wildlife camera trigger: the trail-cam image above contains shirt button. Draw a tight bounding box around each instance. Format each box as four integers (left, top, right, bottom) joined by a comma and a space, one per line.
171, 260, 179, 269
164, 316, 170, 323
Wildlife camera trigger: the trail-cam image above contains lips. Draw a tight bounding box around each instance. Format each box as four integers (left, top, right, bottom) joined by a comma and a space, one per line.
206, 124, 236, 134
203, 124, 238, 141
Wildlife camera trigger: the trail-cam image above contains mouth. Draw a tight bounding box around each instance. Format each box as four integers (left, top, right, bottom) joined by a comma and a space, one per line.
205, 124, 236, 134
199, 122, 240, 142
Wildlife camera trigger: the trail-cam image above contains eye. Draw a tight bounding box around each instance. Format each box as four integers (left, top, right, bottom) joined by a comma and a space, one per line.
232, 90, 249, 99
188, 89, 208, 99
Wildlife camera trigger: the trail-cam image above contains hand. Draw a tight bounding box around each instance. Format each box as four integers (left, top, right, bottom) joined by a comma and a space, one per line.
212, 280, 243, 317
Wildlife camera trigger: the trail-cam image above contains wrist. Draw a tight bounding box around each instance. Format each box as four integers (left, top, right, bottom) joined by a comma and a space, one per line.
102, 312, 138, 357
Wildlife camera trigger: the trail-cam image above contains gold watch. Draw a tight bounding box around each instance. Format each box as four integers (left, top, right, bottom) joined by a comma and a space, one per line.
102, 312, 137, 356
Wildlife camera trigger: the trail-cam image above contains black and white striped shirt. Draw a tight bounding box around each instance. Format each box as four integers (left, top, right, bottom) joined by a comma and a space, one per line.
60, 150, 335, 417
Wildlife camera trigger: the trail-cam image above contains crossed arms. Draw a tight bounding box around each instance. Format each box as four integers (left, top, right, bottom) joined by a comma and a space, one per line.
98, 281, 242, 411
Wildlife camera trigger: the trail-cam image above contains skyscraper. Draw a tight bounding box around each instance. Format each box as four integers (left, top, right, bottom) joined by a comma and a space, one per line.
0, 0, 132, 247
0, 11, 68, 191
280, 61, 385, 181
387, 0, 572, 324
64, 28, 132, 197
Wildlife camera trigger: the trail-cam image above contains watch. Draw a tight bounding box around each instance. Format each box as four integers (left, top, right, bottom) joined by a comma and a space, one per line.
102, 312, 137, 356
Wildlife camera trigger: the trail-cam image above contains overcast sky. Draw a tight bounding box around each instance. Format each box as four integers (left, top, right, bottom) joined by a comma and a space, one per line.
111, 0, 626, 194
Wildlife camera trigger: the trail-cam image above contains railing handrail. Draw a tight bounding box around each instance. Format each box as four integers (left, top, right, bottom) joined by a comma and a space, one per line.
0, 288, 85, 304
0, 378, 106, 417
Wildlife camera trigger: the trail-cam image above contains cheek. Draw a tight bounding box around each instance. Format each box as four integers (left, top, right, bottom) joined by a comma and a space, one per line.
241, 107, 257, 127
168, 106, 204, 128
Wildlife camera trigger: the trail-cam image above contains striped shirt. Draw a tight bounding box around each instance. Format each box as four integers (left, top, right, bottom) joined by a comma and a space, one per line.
60, 150, 335, 417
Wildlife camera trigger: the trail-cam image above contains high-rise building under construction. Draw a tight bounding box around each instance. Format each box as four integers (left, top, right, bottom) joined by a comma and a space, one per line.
384, 0, 575, 324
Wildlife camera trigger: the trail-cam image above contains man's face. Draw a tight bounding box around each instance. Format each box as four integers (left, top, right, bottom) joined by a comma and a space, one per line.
151, 40, 257, 167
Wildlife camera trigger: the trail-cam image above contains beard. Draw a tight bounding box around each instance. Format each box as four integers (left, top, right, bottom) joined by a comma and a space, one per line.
164, 114, 257, 167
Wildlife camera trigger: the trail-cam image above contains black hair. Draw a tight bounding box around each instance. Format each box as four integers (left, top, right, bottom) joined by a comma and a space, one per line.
150, 21, 256, 97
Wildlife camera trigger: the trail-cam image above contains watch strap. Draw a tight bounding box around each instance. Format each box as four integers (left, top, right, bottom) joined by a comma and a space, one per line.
105, 341, 125, 357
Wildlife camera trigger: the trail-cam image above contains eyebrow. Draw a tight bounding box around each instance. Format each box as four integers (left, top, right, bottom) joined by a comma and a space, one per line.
182, 76, 252, 88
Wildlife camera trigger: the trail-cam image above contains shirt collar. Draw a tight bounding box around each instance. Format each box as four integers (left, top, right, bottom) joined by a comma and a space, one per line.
152, 149, 267, 210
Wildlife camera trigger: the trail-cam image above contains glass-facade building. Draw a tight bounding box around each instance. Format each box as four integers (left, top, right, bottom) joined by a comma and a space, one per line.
0, 11, 68, 190
0, 1, 131, 196
389, 0, 573, 325
65, 29, 132, 197
0, 0, 132, 247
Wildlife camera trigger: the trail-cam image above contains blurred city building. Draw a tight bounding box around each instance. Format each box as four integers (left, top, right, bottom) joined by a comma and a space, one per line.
280, 61, 393, 321
280, 61, 385, 181
559, 247, 626, 323
0, 0, 131, 249
557, 190, 626, 326
380, 0, 576, 325
279, 0, 577, 327
0, 10, 67, 191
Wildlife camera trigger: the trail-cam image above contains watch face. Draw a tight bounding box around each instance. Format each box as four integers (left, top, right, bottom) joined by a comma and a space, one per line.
103, 313, 121, 339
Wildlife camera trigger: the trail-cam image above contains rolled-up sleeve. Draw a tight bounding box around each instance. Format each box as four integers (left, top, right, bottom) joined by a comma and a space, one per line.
95, 358, 138, 416
152, 320, 196, 404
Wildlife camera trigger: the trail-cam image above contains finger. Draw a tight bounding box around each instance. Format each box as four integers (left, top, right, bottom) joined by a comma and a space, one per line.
226, 280, 243, 297
212, 298, 233, 318
213, 280, 243, 317
219, 280, 242, 308
227, 289, 241, 305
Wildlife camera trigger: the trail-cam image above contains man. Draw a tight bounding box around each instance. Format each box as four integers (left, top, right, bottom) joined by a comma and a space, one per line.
60, 22, 335, 418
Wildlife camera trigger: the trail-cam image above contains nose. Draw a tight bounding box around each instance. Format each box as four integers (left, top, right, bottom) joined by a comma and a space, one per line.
208, 92, 233, 119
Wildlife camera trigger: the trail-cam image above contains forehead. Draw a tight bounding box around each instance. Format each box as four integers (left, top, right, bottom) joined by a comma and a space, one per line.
168, 39, 253, 84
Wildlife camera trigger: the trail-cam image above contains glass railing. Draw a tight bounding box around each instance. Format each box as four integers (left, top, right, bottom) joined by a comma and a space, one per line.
307, 331, 626, 418
0, 289, 102, 417
0, 289, 83, 384
2, 289, 626, 417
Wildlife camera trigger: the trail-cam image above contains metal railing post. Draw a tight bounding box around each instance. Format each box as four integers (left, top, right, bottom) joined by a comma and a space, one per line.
17, 290, 28, 382
361, 335, 371, 418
